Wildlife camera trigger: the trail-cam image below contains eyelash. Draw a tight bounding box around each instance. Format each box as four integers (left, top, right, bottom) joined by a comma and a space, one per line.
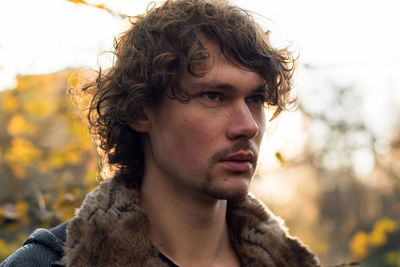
201, 92, 266, 105
247, 95, 266, 104
201, 92, 222, 101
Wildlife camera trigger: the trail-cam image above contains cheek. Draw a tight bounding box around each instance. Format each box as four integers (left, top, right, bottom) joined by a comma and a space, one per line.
150, 101, 226, 170
160, 115, 223, 177
172, 117, 218, 161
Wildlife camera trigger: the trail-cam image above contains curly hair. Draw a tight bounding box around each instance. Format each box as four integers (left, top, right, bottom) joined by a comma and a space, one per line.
73, 0, 296, 185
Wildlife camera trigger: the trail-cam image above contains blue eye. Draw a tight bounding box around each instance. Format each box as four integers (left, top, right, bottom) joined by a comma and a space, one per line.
202, 92, 221, 101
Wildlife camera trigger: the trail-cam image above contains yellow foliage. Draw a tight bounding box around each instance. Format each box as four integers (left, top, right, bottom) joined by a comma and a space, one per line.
375, 217, 397, 232
349, 217, 398, 260
65, 147, 81, 164
15, 79, 27, 92
385, 251, 400, 267
15, 201, 27, 217
69, 122, 92, 149
68, 0, 87, 4
95, 4, 106, 9
48, 142, 84, 169
4, 138, 43, 178
275, 152, 285, 164
65, 149, 81, 165
349, 231, 369, 259
0, 239, 19, 261
368, 228, 386, 246
9, 166, 27, 179
368, 217, 397, 246
16, 200, 30, 225
0, 70, 100, 262
5, 138, 42, 166
6, 115, 36, 136
37, 161, 51, 174
84, 164, 98, 189
48, 153, 66, 169
24, 98, 53, 117
2, 92, 19, 112
53, 188, 85, 221
5, 223, 18, 233
66, 0, 119, 17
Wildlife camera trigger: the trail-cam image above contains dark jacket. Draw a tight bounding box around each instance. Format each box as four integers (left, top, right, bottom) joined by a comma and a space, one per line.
1, 222, 68, 267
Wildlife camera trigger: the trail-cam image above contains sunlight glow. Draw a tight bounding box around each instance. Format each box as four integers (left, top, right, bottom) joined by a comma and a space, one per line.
1, 0, 400, 180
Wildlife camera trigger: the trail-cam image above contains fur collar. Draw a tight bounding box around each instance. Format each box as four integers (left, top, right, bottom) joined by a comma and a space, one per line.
62, 178, 321, 266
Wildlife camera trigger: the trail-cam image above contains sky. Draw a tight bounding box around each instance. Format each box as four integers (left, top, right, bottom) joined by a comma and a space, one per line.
1, 0, 399, 87
1, 0, 400, 177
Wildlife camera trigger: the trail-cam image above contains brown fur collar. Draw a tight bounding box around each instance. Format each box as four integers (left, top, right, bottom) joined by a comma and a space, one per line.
62, 178, 321, 266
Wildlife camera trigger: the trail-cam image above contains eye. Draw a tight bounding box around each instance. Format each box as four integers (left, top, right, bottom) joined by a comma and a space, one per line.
201, 92, 222, 101
246, 95, 266, 105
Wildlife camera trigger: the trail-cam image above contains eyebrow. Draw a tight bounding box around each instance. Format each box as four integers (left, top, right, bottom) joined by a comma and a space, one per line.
193, 81, 267, 93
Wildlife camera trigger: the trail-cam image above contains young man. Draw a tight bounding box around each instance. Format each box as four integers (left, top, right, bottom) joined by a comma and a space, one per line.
2, 0, 321, 266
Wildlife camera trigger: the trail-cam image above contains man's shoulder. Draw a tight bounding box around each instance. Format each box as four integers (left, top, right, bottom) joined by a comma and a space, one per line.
1, 222, 68, 267
229, 195, 322, 267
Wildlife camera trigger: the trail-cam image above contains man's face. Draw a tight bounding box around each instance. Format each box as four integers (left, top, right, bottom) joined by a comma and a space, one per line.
139, 35, 266, 201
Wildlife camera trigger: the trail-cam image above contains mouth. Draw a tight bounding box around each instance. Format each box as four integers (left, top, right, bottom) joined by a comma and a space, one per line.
220, 151, 254, 173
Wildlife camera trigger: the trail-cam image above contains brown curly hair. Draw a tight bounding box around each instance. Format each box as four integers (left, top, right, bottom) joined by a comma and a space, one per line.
74, 0, 295, 185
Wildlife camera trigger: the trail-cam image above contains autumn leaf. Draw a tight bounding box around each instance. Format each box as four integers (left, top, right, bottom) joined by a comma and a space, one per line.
4, 137, 42, 178
0, 239, 19, 261
6, 114, 36, 136
349, 217, 398, 260
275, 151, 285, 164
67, 0, 87, 4
24, 98, 53, 117
95, 4, 105, 9
349, 232, 369, 259
4, 138, 43, 170
15, 200, 30, 225
65, 0, 127, 18
1, 92, 19, 112
368, 217, 398, 246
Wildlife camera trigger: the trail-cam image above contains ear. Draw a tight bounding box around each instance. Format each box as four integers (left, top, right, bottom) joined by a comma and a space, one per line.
129, 108, 151, 133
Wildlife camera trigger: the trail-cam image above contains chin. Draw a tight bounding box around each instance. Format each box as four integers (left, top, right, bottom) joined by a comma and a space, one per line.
201, 175, 250, 202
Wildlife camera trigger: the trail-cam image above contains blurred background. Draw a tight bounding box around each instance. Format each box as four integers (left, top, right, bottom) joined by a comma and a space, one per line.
0, 0, 399, 265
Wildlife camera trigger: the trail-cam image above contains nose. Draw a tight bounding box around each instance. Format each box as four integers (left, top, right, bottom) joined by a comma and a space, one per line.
226, 101, 259, 140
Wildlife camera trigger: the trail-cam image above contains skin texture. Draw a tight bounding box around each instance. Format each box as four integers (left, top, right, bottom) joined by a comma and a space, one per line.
132, 34, 266, 266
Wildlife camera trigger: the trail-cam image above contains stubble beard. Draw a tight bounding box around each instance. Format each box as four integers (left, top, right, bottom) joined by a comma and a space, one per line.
199, 140, 258, 202
199, 171, 252, 202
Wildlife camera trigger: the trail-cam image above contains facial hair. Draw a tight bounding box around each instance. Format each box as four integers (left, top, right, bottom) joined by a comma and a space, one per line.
200, 139, 258, 201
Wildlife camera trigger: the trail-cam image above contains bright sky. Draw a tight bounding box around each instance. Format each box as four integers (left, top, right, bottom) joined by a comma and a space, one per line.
1, 0, 400, 177
1, 0, 399, 86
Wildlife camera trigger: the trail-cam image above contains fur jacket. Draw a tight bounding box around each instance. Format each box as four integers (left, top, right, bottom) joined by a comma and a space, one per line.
61, 177, 321, 266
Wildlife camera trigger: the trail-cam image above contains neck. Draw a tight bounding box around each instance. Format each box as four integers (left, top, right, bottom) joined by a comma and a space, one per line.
140, 174, 239, 267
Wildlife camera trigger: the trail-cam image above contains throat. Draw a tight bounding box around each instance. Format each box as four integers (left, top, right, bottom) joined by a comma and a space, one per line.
151, 218, 238, 267
140, 178, 237, 266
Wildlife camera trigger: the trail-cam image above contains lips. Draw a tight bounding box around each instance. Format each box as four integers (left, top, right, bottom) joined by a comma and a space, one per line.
220, 151, 254, 172
223, 151, 254, 162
